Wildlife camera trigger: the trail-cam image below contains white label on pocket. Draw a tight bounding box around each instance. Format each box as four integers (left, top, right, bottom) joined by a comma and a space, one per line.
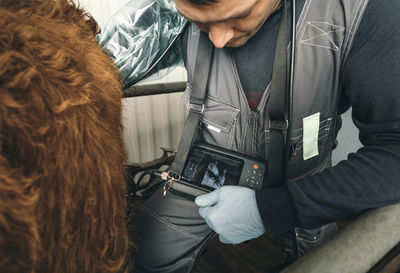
207, 124, 222, 133
303, 113, 320, 160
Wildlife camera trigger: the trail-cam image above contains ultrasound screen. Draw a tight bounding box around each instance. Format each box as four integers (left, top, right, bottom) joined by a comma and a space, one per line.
182, 146, 243, 190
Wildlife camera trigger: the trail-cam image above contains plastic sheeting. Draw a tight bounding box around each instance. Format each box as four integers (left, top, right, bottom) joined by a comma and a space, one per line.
97, 0, 187, 88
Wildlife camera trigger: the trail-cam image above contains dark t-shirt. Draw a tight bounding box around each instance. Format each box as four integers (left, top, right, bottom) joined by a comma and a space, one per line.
231, 0, 303, 110
182, 0, 400, 235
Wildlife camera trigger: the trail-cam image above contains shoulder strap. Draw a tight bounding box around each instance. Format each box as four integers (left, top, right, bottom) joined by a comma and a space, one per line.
169, 32, 213, 176
267, 0, 290, 186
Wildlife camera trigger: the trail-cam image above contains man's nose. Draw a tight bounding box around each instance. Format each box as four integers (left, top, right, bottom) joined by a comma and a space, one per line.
208, 24, 234, 48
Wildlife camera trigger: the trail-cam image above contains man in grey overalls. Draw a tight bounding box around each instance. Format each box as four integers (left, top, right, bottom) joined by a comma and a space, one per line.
100, 0, 400, 271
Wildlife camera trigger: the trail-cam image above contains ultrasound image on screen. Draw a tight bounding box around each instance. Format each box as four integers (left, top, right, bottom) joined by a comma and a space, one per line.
182, 146, 243, 190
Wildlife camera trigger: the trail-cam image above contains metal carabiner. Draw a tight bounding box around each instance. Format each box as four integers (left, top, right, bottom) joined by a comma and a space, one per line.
161, 171, 181, 197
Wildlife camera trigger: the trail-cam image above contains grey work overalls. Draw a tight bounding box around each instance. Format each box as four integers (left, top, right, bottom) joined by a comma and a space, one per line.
129, 0, 370, 271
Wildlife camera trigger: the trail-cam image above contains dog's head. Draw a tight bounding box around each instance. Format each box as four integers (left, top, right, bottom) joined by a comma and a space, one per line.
0, 1, 130, 272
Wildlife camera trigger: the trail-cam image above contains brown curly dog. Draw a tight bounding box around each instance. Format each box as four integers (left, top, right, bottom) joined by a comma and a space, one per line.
0, 0, 131, 272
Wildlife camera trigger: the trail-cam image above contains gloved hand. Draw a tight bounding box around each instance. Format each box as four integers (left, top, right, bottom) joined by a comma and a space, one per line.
195, 186, 266, 244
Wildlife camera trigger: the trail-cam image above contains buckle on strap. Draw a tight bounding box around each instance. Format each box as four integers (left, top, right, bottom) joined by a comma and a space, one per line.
269, 119, 288, 130
187, 102, 204, 113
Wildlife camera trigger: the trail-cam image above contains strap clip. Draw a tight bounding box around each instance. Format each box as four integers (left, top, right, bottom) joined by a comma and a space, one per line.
269, 119, 288, 130
187, 102, 204, 113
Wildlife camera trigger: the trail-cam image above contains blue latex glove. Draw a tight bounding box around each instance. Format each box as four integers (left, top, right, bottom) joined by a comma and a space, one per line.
195, 186, 266, 244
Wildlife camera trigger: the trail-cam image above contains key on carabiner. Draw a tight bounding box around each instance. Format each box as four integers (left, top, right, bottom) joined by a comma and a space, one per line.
163, 179, 173, 196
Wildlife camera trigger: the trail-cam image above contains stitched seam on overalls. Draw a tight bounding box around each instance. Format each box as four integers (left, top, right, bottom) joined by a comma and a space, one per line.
182, 85, 240, 135
206, 94, 240, 109
240, 114, 249, 152
252, 114, 258, 155
228, 119, 236, 149
300, 22, 345, 51
320, 117, 332, 150
201, 109, 239, 132
265, 129, 271, 161
296, 0, 314, 40
296, 237, 320, 243
141, 206, 203, 240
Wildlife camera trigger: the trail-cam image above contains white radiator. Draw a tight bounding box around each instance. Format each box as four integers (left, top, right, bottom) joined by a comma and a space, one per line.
122, 92, 187, 163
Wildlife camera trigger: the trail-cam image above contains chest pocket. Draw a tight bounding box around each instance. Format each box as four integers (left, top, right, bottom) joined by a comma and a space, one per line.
285, 117, 333, 179
290, 117, 332, 159
181, 84, 240, 149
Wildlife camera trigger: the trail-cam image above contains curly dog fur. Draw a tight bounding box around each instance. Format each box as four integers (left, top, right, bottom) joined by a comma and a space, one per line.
0, 0, 131, 272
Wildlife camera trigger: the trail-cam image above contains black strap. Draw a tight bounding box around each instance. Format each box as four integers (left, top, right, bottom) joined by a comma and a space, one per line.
170, 32, 213, 176
268, 2, 289, 186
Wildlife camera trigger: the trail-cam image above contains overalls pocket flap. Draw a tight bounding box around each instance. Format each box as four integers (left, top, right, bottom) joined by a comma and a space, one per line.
201, 96, 240, 133
181, 84, 240, 133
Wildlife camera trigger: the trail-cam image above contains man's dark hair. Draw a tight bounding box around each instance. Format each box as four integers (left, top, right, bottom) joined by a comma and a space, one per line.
188, 0, 218, 5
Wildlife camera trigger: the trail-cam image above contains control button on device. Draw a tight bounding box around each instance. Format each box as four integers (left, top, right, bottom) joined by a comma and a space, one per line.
247, 177, 259, 187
